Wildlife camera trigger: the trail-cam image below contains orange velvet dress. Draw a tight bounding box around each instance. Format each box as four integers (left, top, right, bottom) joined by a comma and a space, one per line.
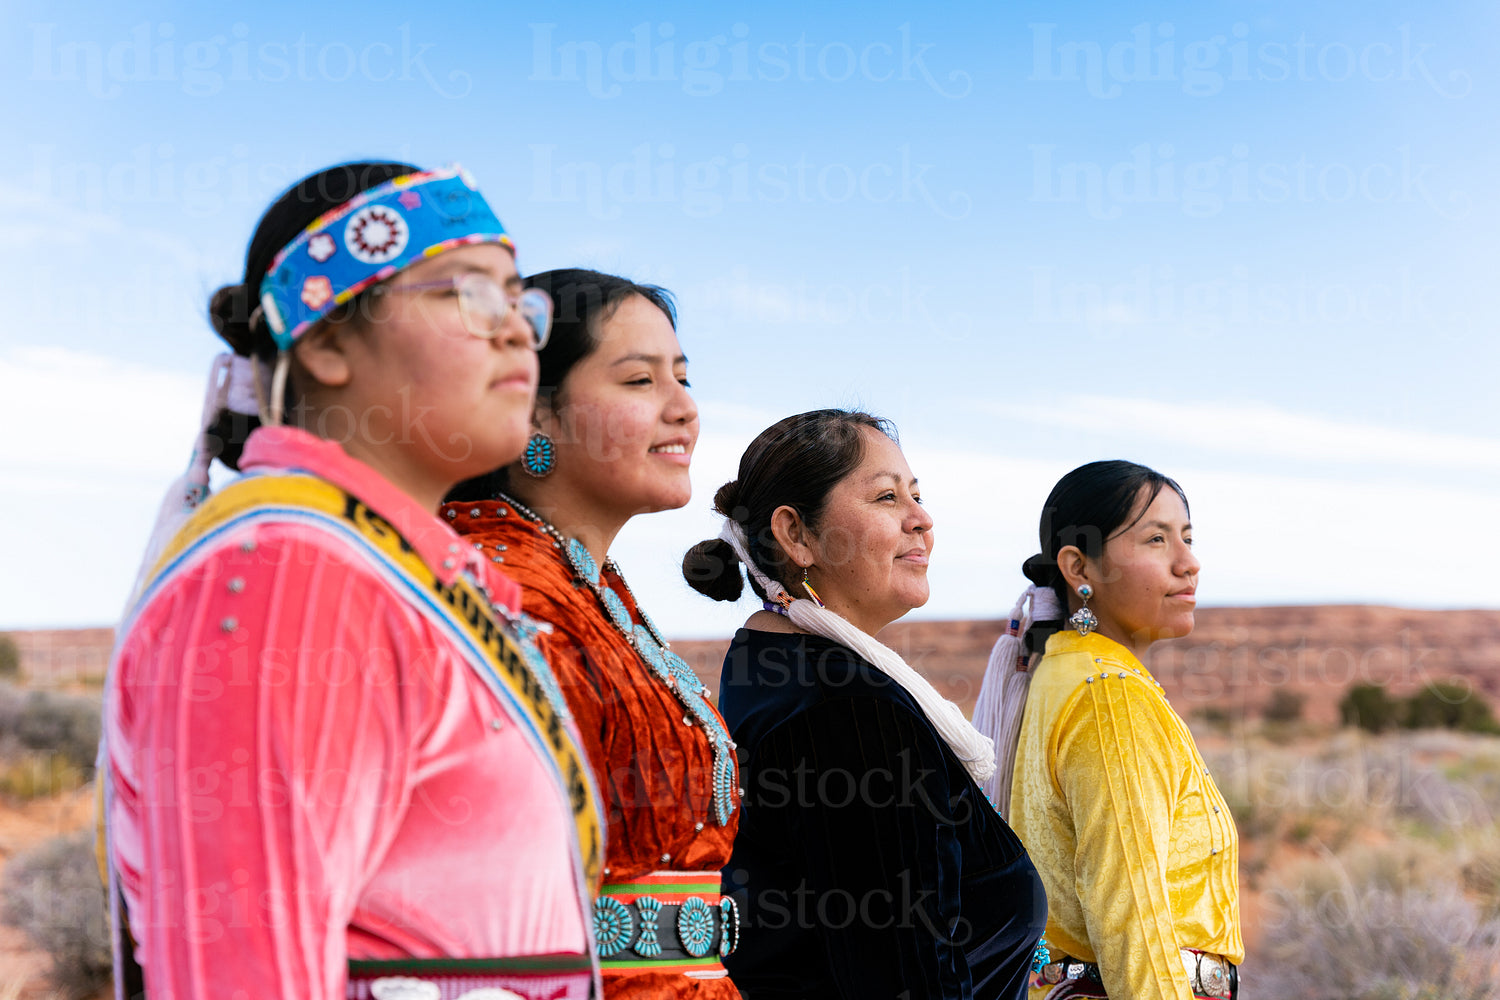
443, 498, 742, 1000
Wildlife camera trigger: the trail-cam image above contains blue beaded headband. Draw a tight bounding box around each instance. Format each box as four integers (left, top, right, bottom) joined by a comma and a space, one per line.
257, 164, 513, 349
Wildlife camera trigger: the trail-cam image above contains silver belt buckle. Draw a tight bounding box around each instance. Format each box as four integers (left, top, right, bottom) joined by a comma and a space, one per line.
1182, 949, 1233, 999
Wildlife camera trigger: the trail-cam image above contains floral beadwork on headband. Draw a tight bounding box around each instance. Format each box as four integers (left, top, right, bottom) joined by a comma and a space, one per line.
257, 164, 514, 349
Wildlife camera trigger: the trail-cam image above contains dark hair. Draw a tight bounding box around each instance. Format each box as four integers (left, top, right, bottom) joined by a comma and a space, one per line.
204, 160, 419, 468
1021, 460, 1189, 656
446, 268, 677, 502
682, 409, 896, 602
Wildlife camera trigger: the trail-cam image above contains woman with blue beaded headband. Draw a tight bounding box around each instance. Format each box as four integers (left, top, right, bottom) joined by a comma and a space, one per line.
101, 162, 605, 1000
974, 460, 1242, 1000
683, 408, 1046, 999
443, 268, 741, 999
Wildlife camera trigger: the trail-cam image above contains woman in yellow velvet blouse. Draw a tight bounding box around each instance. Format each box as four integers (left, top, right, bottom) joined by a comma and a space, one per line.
973, 460, 1242, 1000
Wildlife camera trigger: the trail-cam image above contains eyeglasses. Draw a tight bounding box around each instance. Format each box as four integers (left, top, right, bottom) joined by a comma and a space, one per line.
373, 273, 552, 349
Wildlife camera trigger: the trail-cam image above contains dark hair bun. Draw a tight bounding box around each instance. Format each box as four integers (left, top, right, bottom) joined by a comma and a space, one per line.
209, 283, 262, 358
1021, 552, 1055, 588
682, 538, 745, 602
203, 406, 261, 473
712, 479, 742, 518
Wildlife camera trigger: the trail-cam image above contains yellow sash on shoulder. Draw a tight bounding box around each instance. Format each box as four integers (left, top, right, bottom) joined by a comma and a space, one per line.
134, 471, 604, 892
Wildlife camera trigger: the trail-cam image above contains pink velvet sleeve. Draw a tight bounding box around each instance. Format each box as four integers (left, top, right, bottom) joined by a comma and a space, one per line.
107, 527, 433, 1000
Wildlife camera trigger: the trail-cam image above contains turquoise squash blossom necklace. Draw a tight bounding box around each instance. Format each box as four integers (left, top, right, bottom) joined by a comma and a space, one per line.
496, 493, 739, 828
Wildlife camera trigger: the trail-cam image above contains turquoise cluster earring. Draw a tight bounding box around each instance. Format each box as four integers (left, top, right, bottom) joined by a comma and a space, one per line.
1068, 583, 1097, 635
521, 431, 556, 478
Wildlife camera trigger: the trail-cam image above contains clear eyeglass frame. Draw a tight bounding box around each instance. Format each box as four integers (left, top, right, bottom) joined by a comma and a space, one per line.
374, 273, 552, 349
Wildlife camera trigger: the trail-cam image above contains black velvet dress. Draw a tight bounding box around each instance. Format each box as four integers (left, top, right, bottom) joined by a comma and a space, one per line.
718, 629, 1047, 1000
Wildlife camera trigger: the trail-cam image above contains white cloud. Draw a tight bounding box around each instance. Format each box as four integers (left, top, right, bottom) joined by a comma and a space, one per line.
0, 346, 204, 477
1084, 302, 1145, 328
619, 427, 1500, 638
0, 188, 204, 270
3, 359, 1495, 633
0, 347, 202, 626
974, 394, 1500, 472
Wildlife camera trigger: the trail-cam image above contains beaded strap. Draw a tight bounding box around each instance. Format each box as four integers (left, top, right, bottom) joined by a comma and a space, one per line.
494, 494, 740, 827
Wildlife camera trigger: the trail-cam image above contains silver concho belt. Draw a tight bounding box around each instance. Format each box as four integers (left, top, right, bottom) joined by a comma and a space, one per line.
1036, 948, 1237, 999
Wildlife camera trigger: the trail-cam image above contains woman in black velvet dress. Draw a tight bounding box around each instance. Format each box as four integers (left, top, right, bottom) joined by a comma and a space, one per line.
682, 409, 1046, 1000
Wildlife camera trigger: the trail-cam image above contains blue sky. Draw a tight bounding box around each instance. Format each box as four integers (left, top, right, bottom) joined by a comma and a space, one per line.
1, 1, 1496, 636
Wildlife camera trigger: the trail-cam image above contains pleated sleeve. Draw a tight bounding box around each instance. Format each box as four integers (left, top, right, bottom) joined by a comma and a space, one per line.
107, 527, 433, 1000
1050, 676, 1197, 1000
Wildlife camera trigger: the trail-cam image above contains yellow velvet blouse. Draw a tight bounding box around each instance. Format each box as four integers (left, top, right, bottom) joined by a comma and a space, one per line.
1010, 630, 1242, 1000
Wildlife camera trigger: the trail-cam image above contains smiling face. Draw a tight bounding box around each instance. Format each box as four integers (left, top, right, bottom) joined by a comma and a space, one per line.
801, 428, 934, 636
294, 243, 538, 511
528, 293, 698, 542
1082, 485, 1200, 655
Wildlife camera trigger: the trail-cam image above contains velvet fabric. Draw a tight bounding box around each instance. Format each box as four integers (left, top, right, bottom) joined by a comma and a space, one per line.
1009, 631, 1242, 1000
444, 499, 741, 999
718, 629, 1046, 1000
104, 427, 594, 1000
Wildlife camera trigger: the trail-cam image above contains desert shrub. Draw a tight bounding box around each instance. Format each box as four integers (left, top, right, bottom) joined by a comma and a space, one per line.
1341, 682, 1400, 733
0, 633, 18, 680
1404, 681, 1500, 734
1463, 845, 1500, 917
0, 752, 88, 800
1247, 847, 1500, 1000
1263, 689, 1305, 724
1196, 705, 1233, 730
0, 684, 101, 772
0, 830, 112, 999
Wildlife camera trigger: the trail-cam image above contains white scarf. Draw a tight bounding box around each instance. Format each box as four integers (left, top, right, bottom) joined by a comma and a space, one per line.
718, 520, 997, 786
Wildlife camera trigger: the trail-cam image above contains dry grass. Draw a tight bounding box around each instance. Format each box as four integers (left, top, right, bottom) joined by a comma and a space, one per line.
1201, 729, 1500, 1000
0, 754, 88, 802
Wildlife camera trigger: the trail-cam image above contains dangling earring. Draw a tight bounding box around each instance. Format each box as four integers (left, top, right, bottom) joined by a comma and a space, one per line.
1068, 583, 1098, 635
801, 568, 826, 608
520, 430, 556, 478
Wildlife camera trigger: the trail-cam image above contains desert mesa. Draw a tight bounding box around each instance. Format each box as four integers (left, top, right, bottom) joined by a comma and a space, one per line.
9, 605, 1500, 727
670, 605, 1500, 727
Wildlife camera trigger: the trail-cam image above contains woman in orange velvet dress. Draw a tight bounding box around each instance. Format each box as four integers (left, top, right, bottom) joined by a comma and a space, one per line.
443, 269, 740, 999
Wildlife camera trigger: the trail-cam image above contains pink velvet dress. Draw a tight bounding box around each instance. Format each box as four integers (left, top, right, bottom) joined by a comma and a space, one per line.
104, 427, 599, 1000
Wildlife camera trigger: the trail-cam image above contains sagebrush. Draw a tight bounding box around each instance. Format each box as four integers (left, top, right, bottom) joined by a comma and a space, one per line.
0, 682, 101, 773
0, 830, 112, 999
